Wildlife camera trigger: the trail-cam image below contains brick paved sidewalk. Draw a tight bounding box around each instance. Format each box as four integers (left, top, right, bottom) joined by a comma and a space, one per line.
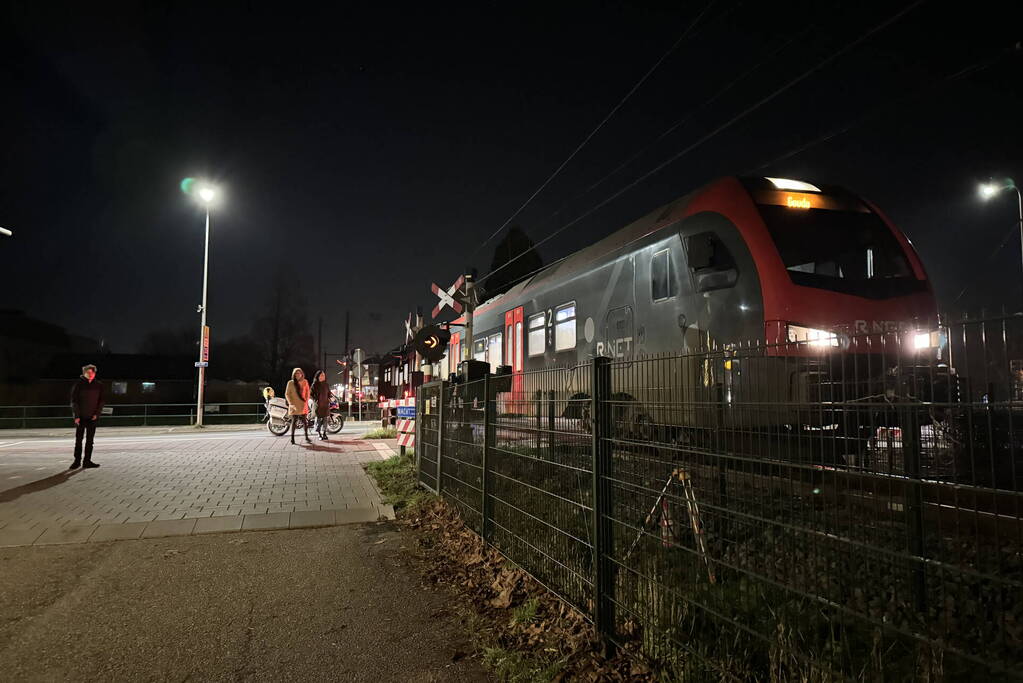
0, 429, 399, 547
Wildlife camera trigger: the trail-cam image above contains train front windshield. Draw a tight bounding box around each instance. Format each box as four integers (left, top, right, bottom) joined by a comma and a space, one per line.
758, 204, 923, 298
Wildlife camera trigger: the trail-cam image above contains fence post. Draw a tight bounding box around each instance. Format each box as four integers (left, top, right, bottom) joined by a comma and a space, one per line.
437, 382, 444, 495
591, 357, 614, 641
22, 406, 27, 429
143, 404, 148, 427
482, 374, 493, 543
902, 402, 927, 611
547, 389, 556, 457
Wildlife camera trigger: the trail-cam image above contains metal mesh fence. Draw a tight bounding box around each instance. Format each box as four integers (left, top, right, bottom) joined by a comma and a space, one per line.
418, 314, 1023, 680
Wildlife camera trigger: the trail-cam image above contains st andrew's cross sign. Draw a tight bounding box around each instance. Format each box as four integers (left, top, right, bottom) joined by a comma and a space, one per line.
431, 275, 465, 319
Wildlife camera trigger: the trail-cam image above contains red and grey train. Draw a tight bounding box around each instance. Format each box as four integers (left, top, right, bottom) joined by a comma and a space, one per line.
445, 176, 941, 428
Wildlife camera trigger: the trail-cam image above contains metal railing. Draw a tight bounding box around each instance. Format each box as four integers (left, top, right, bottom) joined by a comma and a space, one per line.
416, 312, 1023, 680
0, 402, 266, 429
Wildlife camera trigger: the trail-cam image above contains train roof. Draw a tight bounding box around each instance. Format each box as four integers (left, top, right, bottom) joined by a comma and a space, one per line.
475, 182, 709, 317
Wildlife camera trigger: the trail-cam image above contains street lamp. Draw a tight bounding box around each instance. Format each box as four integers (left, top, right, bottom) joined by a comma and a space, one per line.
194, 184, 217, 427
979, 178, 1023, 286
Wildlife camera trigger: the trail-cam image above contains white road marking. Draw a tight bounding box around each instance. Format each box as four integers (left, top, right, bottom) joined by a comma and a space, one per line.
0, 441, 26, 448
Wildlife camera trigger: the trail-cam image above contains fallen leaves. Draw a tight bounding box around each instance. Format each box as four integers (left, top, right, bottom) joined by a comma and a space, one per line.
397, 497, 656, 681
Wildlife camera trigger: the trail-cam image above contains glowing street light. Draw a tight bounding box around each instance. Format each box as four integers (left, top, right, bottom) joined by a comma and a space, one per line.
978, 178, 1023, 289
191, 181, 219, 427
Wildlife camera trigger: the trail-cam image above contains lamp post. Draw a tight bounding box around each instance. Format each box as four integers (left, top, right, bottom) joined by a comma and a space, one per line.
979, 178, 1023, 283
195, 185, 216, 427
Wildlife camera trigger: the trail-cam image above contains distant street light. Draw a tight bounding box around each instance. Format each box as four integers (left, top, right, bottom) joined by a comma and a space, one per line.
0, 226, 11, 237
193, 183, 217, 427
979, 178, 1023, 286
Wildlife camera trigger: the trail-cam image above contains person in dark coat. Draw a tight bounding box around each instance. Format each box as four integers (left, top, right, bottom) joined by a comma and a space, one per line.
70, 363, 104, 469
310, 370, 331, 441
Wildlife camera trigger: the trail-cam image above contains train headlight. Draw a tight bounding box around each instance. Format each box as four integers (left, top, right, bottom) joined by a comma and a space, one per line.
913, 330, 940, 350
787, 324, 839, 347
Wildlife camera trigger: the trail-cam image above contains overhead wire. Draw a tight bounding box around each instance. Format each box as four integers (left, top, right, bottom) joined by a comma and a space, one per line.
468, 0, 723, 261
748, 51, 1012, 173
478, 0, 927, 286
503, 23, 812, 257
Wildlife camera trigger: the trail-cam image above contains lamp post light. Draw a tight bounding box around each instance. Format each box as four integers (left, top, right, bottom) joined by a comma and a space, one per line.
194, 184, 217, 427
979, 177, 1023, 283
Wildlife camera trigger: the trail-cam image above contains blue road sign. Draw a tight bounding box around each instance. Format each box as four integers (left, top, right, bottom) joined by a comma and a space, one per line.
396, 405, 416, 419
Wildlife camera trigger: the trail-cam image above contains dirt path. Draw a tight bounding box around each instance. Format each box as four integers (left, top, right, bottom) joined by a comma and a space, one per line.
0, 523, 488, 682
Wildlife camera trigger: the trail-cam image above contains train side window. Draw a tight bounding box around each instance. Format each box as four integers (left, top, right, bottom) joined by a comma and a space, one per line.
473, 339, 486, 362
686, 232, 738, 292
487, 333, 503, 372
651, 248, 676, 301
528, 313, 545, 356
554, 302, 576, 351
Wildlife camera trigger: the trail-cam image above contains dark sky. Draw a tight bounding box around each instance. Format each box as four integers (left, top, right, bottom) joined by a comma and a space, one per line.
2, 1, 1020, 355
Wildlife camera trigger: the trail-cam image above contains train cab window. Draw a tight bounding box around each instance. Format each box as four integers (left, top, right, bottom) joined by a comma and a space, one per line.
651, 249, 676, 301
473, 339, 486, 363
686, 232, 738, 292
554, 302, 577, 351
528, 313, 545, 356
758, 205, 920, 297
487, 333, 503, 372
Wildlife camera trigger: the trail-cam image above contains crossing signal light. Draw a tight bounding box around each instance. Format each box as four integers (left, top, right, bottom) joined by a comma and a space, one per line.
412, 324, 451, 363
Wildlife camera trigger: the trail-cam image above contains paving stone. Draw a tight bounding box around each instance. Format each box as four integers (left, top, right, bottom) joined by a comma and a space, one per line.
289, 509, 335, 528
141, 518, 198, 538
34, 525, 98, 545
241, 512, 291, 531
375, 504, 396, 520
0, 526, 46, 547
192, 515, 244, 534
334, 506, 381, 525
89, 522, 147, 542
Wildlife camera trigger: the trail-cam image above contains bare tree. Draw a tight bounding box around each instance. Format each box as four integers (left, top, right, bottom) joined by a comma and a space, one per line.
251, 275, 315, 387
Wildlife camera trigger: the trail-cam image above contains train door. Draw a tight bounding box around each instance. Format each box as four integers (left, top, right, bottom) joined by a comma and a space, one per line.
504, 307, 524, 406
448, 331, 460, 378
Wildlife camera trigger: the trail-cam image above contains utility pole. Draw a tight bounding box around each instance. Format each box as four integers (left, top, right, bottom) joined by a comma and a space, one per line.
462, 272, 477, 361
344, 310, 350, 357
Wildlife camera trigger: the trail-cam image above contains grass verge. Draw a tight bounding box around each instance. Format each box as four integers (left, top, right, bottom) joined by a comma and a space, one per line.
365, 451, 432, 513
361, 426, 397, 439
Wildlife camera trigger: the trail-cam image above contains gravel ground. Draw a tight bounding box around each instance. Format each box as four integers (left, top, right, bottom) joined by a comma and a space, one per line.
0, 523, 489, 682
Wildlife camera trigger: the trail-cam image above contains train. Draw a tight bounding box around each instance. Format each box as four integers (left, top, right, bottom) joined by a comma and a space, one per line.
444, 175, 946, 439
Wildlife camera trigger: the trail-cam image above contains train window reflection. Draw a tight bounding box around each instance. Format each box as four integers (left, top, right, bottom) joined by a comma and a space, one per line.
528, 313, 545, 356
651, 248, 675, 301
555, 303, 576, 351
760, 205, 918, 297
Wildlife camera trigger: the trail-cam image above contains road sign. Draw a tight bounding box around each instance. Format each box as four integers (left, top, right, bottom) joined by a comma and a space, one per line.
431, 275, 465, 318
413, 324, 451, 363
195, 361, 209, 368
396, 405, 416, 419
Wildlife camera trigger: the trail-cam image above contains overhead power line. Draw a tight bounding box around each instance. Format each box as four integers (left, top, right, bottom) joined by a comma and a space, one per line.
749, 51, 1011, 173
469, 0, 722, 261
511, 24, 811, 249
478, 0, 927, 286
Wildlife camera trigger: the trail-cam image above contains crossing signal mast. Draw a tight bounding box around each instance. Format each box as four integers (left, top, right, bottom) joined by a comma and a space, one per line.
430, 271, 477, 361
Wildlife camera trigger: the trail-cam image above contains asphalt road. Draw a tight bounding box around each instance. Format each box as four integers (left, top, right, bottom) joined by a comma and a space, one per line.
0, 522, 488, 682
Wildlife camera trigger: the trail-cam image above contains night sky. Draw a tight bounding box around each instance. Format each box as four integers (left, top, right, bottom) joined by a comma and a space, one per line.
2, 1, 1020, 355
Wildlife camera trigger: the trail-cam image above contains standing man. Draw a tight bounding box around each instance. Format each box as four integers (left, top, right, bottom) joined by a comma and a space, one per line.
70, 364, 104, 470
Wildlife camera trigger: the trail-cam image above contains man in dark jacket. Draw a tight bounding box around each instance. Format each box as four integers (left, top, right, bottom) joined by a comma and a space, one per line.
70, 364, 104, 469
